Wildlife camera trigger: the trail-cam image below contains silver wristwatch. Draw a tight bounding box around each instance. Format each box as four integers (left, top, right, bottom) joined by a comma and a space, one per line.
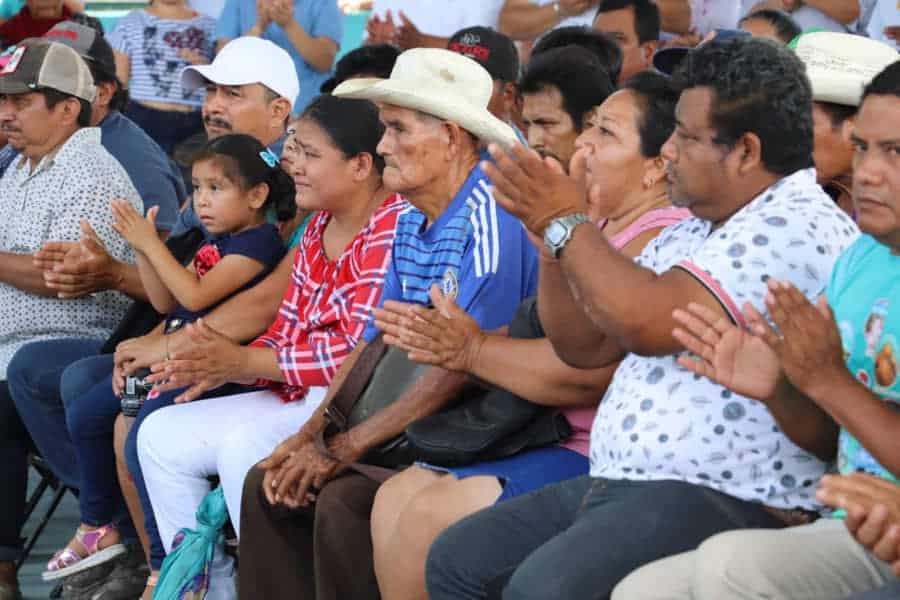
543, 213, 589, 259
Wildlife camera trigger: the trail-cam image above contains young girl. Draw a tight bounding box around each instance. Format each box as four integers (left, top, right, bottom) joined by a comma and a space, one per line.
43, 133, 294, 582
107, 0, 216, 154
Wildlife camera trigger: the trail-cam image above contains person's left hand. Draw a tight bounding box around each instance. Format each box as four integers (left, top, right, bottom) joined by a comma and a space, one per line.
145, 319, 248, 403
884, 26, 900, 42
751, 280, 851, 401
374, 284, 487, 372
482, 143, 585, 237
270, 0, 295, 28
817, 472, 900, 573
36, 220, 123, 298
111, 201, 159, 254
265, 432, 360, 507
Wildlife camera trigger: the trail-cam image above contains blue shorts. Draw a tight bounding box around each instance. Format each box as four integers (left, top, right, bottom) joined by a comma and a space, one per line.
418, 446, 589, 502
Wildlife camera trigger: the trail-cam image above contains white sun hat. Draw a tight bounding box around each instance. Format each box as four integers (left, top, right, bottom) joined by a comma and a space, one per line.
181, 37, 300, 108
332, 47, 518, 150
792, 31, 899, 107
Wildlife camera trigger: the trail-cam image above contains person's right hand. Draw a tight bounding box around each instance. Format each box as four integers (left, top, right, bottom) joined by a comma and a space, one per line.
365, 9, 397, 45
884, 26, 900, 42
817, 473, 900, 574
373, 284, 487, 373
36, 220, 123, 299
113, 333, 167, 395
672, 301, 781, 401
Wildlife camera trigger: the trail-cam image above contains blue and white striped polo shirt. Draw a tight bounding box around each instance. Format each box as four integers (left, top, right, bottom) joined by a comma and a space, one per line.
364, 163, 538, 340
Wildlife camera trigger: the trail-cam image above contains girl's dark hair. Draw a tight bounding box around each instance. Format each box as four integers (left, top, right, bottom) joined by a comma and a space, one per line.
194, 133, 297, 221
300, 94, 386, 174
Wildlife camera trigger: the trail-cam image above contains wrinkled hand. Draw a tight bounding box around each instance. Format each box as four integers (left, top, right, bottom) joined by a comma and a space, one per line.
145, 319, 246, 403
260, 433, 359, 507
36, 220, 122, 298
752, 280, 850, 400
269, 0, 295, 28
374, 284, 486, 372
483, 143, 585, 236
365, 9, 397, 45
111, 201, 159, 254
817, 473, 900, 574
113, 333, 168, 396
672, 302, 781, 401
395, 11, 424, 49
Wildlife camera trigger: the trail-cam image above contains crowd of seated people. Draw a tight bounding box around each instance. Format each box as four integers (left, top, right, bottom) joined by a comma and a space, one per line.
1, 0, 900, 599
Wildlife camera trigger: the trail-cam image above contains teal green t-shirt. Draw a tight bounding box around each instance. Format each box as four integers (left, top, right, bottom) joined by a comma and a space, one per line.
828, 234, 900, 485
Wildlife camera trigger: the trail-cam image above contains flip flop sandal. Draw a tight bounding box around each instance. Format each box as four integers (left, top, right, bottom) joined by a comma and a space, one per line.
42, 524, 127, 582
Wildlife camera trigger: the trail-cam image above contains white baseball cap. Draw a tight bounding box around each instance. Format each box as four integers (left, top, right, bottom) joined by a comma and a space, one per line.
181, 37, 300, 108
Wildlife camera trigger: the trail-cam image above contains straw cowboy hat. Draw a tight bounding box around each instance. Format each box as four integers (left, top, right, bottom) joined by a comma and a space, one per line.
792, 31, 899, 106
332, 47, 518, 149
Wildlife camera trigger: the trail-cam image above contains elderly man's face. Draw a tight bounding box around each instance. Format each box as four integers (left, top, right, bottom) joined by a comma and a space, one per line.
202, 82, 280, 144
376, 104, 449, 195
851, 93, 900, 244
522, 85, 579, 171
0, 92, 70, 160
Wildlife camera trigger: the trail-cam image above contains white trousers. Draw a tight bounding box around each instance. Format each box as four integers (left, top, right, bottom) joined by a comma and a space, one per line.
136, 387, 326, 600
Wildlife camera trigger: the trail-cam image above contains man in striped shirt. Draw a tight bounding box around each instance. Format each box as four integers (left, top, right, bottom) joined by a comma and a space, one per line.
237, 49, 539, 599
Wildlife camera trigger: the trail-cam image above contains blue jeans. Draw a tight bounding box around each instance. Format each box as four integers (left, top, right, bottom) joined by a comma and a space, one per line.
124, 101, 202, 156
66, 373, 189, 569
425, 476, 786, 600
8, 339, 106, 490
0, 339, 107, 562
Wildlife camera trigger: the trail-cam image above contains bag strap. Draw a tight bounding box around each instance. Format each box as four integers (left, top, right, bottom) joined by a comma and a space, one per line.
323, 333, 389, 431
314, 333, 398, 483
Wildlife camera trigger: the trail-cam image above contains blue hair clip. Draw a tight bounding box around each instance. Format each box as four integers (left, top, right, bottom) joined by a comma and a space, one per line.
259, 149, 279, 168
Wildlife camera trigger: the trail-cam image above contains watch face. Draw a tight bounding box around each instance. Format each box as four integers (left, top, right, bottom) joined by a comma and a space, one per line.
545, 222, 566, 245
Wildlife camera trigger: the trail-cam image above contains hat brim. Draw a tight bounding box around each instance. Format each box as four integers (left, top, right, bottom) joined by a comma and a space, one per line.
652, 47, 688, 77
0, 77, 36, 95
181, 63, 266, 92
807, 68, 864, 106
333, 77, 517, 150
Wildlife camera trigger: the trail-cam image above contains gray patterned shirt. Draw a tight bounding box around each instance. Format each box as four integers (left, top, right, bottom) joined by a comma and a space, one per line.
590, 168, 861, 510
0, 127, 141, 377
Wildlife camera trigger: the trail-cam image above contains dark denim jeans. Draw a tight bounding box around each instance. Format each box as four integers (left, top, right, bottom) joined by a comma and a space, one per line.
426, 475, 786, 600
0, 339, 107, 562
124, 102, 202, 157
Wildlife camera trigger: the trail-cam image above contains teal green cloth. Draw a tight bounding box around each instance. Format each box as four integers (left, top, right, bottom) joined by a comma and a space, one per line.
287, 211, 315, 249
154, 487, 228, 600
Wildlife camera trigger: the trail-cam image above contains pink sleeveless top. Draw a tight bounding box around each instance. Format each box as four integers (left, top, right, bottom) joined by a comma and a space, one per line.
560, 207, 691, 456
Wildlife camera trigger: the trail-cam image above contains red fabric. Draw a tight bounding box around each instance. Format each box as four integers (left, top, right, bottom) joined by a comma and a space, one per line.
250, 194, 406, 402
193, 243, 222, 278
0, 6, 73, 46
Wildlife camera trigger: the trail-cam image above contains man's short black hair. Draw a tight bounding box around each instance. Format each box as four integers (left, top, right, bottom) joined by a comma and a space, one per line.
862, 60, 900, 102
739, 9, 801, 45
39, 87, 91, 127
595, 0, 660, 43
320, 44, 400, 93
816, 101, 857, 129
87, 62, 129, 113
672, 37, 814, 176
621, 71, 679, 157
519, 45, 615, 132
532, 26, 622, 85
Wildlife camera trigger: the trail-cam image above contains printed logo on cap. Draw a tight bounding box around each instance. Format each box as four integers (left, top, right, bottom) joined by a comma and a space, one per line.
1, 46, 26, 75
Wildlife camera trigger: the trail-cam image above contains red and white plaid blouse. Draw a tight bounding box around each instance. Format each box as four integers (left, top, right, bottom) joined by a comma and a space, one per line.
250, 193, 407, 402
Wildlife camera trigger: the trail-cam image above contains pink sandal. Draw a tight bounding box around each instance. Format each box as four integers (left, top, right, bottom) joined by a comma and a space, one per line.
41, 524, 126, 582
